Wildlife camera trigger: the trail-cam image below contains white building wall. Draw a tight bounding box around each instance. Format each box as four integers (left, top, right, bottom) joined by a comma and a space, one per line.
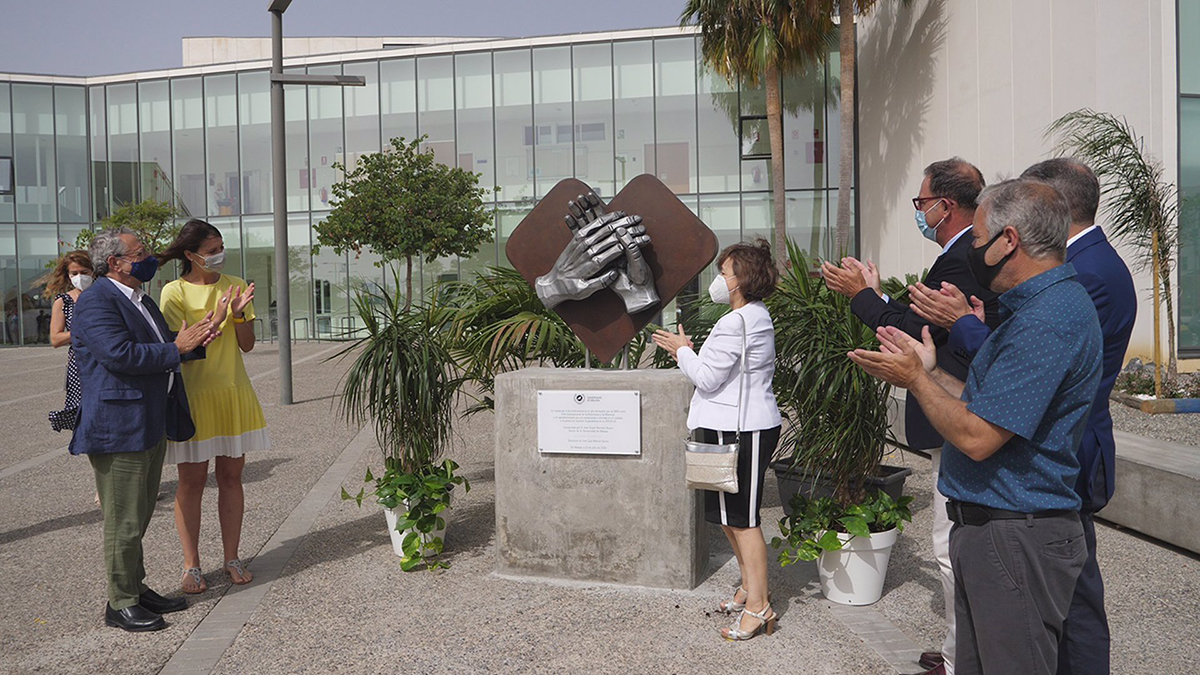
857, 0, 1185, 367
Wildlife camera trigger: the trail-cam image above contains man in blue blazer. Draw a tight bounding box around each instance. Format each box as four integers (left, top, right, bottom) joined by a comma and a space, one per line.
908, 159, 1136, 675
72, 228, 217, 632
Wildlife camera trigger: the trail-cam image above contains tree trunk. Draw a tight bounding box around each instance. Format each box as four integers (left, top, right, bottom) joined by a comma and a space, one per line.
766, 63, 787, 268
1152, 230, 1162, 398
1163, 258, 1178, 380
405, 255, 414, 311
835, 0, 856, 256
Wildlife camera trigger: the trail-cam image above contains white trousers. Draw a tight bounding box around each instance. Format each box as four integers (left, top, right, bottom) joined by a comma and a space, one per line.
931, 448, 956, 674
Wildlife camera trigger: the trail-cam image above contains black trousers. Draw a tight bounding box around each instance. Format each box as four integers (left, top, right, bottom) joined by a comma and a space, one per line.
1057, 468, 1111, 675
950, 512, 1087, 675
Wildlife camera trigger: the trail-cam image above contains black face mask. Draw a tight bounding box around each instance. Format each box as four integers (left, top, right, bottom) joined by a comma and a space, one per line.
967, 230, 1016, 291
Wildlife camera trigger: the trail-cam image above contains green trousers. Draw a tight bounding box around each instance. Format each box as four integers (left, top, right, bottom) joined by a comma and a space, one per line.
89, 436, 167, 610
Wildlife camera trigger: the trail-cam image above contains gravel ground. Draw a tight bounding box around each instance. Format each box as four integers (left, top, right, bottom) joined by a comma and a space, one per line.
1110, 399, 1200, 447
3, 350, 1198, 674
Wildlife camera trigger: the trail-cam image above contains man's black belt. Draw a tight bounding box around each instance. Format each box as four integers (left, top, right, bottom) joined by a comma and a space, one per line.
946, 501, 1076, 526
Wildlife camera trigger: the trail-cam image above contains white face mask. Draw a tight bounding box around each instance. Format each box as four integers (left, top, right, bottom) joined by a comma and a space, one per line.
70, 273, 93, 292
708, 274, 738, 305
194, 251, 226, 271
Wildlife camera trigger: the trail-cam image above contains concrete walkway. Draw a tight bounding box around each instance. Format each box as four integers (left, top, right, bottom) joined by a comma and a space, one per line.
1, 346, 1197, 673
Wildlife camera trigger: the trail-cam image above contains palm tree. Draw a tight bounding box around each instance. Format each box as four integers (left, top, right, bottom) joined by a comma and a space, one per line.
1049, 109, 1181, 393
681, 1, 831, 266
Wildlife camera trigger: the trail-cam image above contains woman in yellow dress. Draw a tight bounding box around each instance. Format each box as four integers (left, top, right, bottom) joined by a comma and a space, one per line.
159, 219, 268, 593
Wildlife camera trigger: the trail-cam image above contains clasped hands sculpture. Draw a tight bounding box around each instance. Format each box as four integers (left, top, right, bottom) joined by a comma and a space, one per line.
534, 192, 660, 314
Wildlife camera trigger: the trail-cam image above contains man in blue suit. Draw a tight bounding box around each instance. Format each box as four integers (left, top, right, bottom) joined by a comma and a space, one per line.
907, 158, 1136, 675
72, 228, 217, 632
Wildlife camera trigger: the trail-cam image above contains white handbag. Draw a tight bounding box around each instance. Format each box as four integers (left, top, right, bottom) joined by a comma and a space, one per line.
684, 314, 747, 494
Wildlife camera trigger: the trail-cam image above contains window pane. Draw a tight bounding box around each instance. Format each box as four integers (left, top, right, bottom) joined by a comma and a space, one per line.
17, 224, 57, 345
138, 81, 172, 210
311, 210, 349, 337
56, 86, 89, 223
285, 67, 310, 212
573, 43, 614, 198
614, 40, 655, 193
697, 49, 738, 193
417, 56, 456, 168
1179, 97, 1200, 351
308, 65, 344, 211
0, 84, 14, 222
654, 37, 697, 194
533, 46, 572, 197
784, 70, 827, 190
0, 224, 15, 345
89, 85, 109, 220
826, 51, 846, 190
788, 190, 830, 259
12, 84, 57, 222
238, 71, 272, 214
107, 83, 137, 208
344, 61, 380, 171
742, 191, 772, 244
496, 202, 531, 269
172, 77, 205, 217
494, 49, 533, 202
381, 58, 417, 147
206, 74, 239, 216
698, 193, 740, 289
456, 52, 495, 196
242, 213, 313, 340
1182, 0, 1200, 95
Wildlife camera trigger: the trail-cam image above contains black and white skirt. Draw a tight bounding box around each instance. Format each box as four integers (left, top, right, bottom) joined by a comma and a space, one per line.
696, 426, 781, 528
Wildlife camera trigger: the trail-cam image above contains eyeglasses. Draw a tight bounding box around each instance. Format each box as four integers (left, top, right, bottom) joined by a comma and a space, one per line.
911, 196, 947, 210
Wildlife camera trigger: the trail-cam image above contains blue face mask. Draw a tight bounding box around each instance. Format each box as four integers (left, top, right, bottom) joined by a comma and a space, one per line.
915, 201, 945, 242
127, 255, 160, 283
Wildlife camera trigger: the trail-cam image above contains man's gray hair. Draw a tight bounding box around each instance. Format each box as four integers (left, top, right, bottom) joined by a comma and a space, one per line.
979, 179, 1070, 260
89, 227, 138, 276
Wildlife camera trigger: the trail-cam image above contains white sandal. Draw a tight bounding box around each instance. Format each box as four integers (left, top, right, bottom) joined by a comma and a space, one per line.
721, 605, 777, 641
224, 559, 253, 585
719, 586, 747, 614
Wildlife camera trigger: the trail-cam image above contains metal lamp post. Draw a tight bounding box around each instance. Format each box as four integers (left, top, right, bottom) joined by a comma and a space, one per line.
268, 0, 363, 404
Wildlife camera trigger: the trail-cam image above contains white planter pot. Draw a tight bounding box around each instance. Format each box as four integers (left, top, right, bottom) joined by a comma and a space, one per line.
382, 494, 450, 558
816, 528, 900, 606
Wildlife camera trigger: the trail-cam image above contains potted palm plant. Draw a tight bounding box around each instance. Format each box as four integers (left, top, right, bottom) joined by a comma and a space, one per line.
335, 280, 469, 572
767, 241, 911, 510
766, 241, 912, 604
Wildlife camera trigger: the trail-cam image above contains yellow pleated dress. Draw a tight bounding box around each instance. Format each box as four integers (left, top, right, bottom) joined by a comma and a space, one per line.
160, 274, 270, 464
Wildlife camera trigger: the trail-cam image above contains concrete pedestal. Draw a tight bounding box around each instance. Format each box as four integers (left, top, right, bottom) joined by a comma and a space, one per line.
494, 367, 708, 589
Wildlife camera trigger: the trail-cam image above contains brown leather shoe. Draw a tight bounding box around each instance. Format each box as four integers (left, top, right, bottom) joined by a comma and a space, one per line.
906, 665, 945, 675
919, 651, 945, 669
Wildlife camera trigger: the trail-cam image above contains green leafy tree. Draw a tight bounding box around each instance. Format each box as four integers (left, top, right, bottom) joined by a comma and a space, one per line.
314, 136, 494, 308
682, 0, 832, 266
1050, 110, 1181, 391
75, 199, 180, 253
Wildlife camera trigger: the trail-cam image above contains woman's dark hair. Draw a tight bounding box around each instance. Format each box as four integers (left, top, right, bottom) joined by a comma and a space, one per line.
159, 218, 223, 275
716, 239, 777, 302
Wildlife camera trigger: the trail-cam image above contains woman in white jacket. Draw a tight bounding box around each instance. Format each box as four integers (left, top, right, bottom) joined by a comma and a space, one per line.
653, 240, 782, 641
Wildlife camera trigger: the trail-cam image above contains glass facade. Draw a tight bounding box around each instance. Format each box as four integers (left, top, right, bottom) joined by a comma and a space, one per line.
0, 32, 852, 346
1180, 0, 1200, 354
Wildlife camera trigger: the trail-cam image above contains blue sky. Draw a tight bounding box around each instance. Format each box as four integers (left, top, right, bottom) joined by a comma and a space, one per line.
0, 0, 682, 76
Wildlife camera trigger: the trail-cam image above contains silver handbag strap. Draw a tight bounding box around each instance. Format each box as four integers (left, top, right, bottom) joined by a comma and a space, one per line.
734, 312, 748, 439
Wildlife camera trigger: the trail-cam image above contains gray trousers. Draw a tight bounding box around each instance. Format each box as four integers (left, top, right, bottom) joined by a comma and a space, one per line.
949, 513, 1086, 675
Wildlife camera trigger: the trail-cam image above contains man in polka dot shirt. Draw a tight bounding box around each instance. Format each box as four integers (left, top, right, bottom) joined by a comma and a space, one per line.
850, 178, 1102, 675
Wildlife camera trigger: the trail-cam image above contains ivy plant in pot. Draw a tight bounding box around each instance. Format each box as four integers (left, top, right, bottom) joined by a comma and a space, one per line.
772, 490, 913, 606
334, 283, 469, 572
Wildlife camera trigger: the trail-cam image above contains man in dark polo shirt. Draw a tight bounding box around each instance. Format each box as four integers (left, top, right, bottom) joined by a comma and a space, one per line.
849, 178, 1102, 675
